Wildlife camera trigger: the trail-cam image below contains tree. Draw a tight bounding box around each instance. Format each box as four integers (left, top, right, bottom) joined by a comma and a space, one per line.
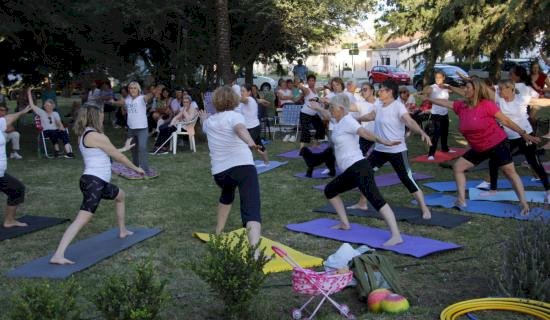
216, 0, 234, 85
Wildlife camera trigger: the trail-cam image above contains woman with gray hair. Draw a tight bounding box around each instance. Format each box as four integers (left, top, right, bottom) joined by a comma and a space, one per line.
309, 94, 403, 246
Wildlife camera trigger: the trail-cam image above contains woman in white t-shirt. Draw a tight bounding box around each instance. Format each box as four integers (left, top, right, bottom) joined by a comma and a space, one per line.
309, 94, 403, 246
299, 74, 325, 148
276, 80, 294, 107
50, 102, 144, 265
199, 86, 263, 250
111, 81, 153, 176
486, 80, 550, 200
239, 84, 269, 165
353, 80, 433, 219
424, 71, 455, 160
351, 82, 377, 155
28, 88, 75, 158
0, 105, 31, 228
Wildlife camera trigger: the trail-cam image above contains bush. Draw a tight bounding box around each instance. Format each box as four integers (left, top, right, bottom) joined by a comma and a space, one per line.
9, 279, 82, 320
191, 231, 271, 319
493, 220, 549, 300
94, 261, 170, 320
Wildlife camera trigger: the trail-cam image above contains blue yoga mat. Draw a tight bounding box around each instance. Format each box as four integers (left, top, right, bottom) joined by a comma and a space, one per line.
286, 218, 461, 258
468, 188, 546, 204
419, 193, 550, 221
255, 160, 287, 174
7, 227, 162, 279
423, 176, 542, 192
1, 216, 70, 241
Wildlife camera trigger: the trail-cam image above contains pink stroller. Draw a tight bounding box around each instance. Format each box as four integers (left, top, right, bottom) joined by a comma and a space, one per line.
272, 246, 355, 320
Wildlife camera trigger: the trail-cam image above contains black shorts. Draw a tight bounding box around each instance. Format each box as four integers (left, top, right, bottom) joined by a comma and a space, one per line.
247, 125, 265, 151
79, 174, 120, 213
462, 140, 513, 168
0, 173, 25, 206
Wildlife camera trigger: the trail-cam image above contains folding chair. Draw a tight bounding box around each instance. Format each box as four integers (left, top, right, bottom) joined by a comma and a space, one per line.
274, 104, 302, 140
171, 114, 199, 154
34, 114, 70, 158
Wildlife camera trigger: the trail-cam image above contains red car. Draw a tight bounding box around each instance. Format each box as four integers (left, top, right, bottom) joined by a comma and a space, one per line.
368, 65, 410, 85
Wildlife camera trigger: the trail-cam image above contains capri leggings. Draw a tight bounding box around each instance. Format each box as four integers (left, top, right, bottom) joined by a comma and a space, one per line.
367, 150, 420, 193
324, 159, 387, 211
79, 174, 120, 213
213, 165, 261, 225
0, 173, 25, 206
247, 125, 265, 151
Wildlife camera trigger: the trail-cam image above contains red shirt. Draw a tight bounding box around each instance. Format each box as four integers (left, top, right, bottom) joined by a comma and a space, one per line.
453, 99, 507, 152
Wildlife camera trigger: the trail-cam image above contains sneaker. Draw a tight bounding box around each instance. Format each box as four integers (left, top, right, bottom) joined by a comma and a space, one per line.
10, 152, 22, 160
476, 181, 491, 190
427, 156, 435, 161
289, 135, 297, 142
321, 168, 330, 174
530, 177, 541, 182
446, 149, 457, 153
283, 134, 290, 142
113, 125, 121, 129
64, 152, 75, 159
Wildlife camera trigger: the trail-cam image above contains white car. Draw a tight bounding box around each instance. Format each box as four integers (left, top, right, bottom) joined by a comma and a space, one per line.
237, 75, 277, 92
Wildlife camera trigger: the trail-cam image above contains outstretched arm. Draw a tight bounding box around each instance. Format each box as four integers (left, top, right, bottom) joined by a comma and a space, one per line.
417, 94, 454, 109
308, 101, 331, 120
26, 88, 42, 113
401, 113, 432, 146
529, 97, 550, 107
234, 123, 259, 151
357, 127, 400, 146
356, 110, 376, 122
4, 105, 31, 127
494, 111, 540, 144
85, 132, 145, 175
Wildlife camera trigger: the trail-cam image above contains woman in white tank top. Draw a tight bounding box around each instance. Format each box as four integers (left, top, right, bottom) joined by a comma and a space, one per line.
50, 102, 144, 265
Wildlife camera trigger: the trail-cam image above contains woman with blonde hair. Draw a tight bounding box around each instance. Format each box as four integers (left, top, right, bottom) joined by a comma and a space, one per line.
199, 85, 263, 250
50, 101, 144, 265
419, 78, 539, 215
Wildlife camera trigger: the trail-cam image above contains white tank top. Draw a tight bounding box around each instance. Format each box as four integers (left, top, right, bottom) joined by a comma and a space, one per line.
80, 128, 112, 182
430, 84, 449, 115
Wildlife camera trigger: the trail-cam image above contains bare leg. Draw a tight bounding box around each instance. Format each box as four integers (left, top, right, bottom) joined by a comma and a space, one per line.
114, 189, 133, 238
64, 143, 72, 154
347, 194, 368, 210
328, 196, 351, 229
453, 158, 475, 207
377, 204, 403, 246
50, 211, 93, 265
3, 205, 27, 228
246, 221, 261, 247
500, 163, 530, 215
257, 149, 269, 165
216, 203, 231, 234
412, 190, 431, 219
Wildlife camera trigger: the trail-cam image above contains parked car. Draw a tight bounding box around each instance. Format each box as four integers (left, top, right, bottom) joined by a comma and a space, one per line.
468, 58, 549, 80
236, 75, 277, 91
368, 65, 410, 85
413, 64, 468, 92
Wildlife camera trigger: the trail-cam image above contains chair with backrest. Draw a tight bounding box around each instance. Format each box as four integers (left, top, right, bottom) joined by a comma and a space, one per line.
274, 104, 302, 140
171, 113, 199, 154
34, 114, 70, 158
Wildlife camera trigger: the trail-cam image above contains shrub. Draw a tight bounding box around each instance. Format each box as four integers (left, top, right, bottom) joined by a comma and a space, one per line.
94, 260, 170, 320
493, 220, 549, 300
9, 279, 82, 320
191, 231, 271, 319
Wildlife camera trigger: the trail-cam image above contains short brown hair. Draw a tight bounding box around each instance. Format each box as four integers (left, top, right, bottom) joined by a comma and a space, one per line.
212, 85, 239, 112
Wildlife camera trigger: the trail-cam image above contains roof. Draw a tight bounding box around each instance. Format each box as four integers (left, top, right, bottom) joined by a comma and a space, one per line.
373, 33, 422, 50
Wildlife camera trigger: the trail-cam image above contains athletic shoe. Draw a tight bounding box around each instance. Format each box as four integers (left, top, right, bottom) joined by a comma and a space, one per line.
476, 181, 491, 190
427, 156, 435, 161
530, 177, 541, 182
446, 149, 457, 153
283, 134, 290, 142
288, 135, 297, 142
10, 152, 22, 159
321, 168, 330, 174
64, 152, 75, 159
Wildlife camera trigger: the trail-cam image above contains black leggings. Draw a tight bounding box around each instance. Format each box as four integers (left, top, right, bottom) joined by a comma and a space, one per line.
489, 137, 549, 191
324, 159, 387, 211
428, 114, 450, 156
248, 125, 265, 151
213, 165, 261, 226
359, 137, 374, 156
154, 123, 177, 147
300, 113, 325, 143
0, 173, 25, 206
368, 150, 420, 193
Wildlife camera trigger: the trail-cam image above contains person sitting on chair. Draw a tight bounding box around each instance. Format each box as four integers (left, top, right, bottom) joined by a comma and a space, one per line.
0, 106, 23, 159
151, 96, 198, 154
27, 88, 75, 158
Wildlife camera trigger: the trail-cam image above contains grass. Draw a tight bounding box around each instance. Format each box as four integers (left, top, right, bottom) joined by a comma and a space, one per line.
0, 97, 547, 319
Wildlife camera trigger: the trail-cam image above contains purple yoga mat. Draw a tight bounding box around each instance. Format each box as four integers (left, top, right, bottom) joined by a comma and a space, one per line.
286, 218, 461, 258
277, 143, 329, 159
112, 162, 158, 179
312, 172, 433, 190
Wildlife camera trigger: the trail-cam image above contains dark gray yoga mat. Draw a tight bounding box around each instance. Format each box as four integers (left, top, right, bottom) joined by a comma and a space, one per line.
0, 216, 70, 241
7, 227, 162, 279
313, 202, 471, 229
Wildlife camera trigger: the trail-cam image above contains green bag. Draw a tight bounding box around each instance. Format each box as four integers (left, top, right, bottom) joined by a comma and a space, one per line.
350, 251, 411, 301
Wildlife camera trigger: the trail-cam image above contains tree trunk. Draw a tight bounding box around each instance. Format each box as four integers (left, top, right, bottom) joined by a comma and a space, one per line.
245, 60, 254, 85
488, 50, 504, 83
215, 0, 233, 85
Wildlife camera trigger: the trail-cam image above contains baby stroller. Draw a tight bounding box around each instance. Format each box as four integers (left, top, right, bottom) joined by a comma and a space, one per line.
272, 246, 355, 320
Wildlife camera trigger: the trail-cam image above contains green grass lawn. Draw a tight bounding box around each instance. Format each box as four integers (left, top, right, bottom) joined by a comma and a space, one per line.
0, 97, 546, 319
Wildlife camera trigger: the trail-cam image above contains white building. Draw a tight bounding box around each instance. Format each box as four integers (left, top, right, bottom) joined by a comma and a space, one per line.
370, 36, 427, 73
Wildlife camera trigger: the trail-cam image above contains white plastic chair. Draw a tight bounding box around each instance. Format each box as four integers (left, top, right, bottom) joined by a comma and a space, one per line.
170, 116, 198, 154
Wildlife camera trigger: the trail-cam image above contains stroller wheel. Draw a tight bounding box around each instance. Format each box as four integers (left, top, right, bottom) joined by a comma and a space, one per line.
291, 308, 302, 319
339, 304, 350, 315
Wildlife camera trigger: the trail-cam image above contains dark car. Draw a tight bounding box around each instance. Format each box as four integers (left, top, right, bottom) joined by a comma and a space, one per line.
413, 64, 468, 92
368, 65, 410, 85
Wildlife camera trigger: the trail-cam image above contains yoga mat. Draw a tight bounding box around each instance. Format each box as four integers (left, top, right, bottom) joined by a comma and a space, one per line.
0, 216, 70, 241
438, 154, 527, 172
423, 176, 542, 192
312, 202, 470, 229
468, 188, 547, 204
112, 162, 159, 179
194, 228, 323, 274
286, 218, 461, 258
419, 193, 550, 221
412, 148, 467, 163
7, 227, 162, 279
313, 172, 434, 190
277, 143, 329, 159
294, 167, 341, 179
255, 160, 288, 174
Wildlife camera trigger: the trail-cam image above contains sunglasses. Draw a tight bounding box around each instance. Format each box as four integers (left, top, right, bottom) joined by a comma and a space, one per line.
48, 116, 52, 124
361, 87, 370, 92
